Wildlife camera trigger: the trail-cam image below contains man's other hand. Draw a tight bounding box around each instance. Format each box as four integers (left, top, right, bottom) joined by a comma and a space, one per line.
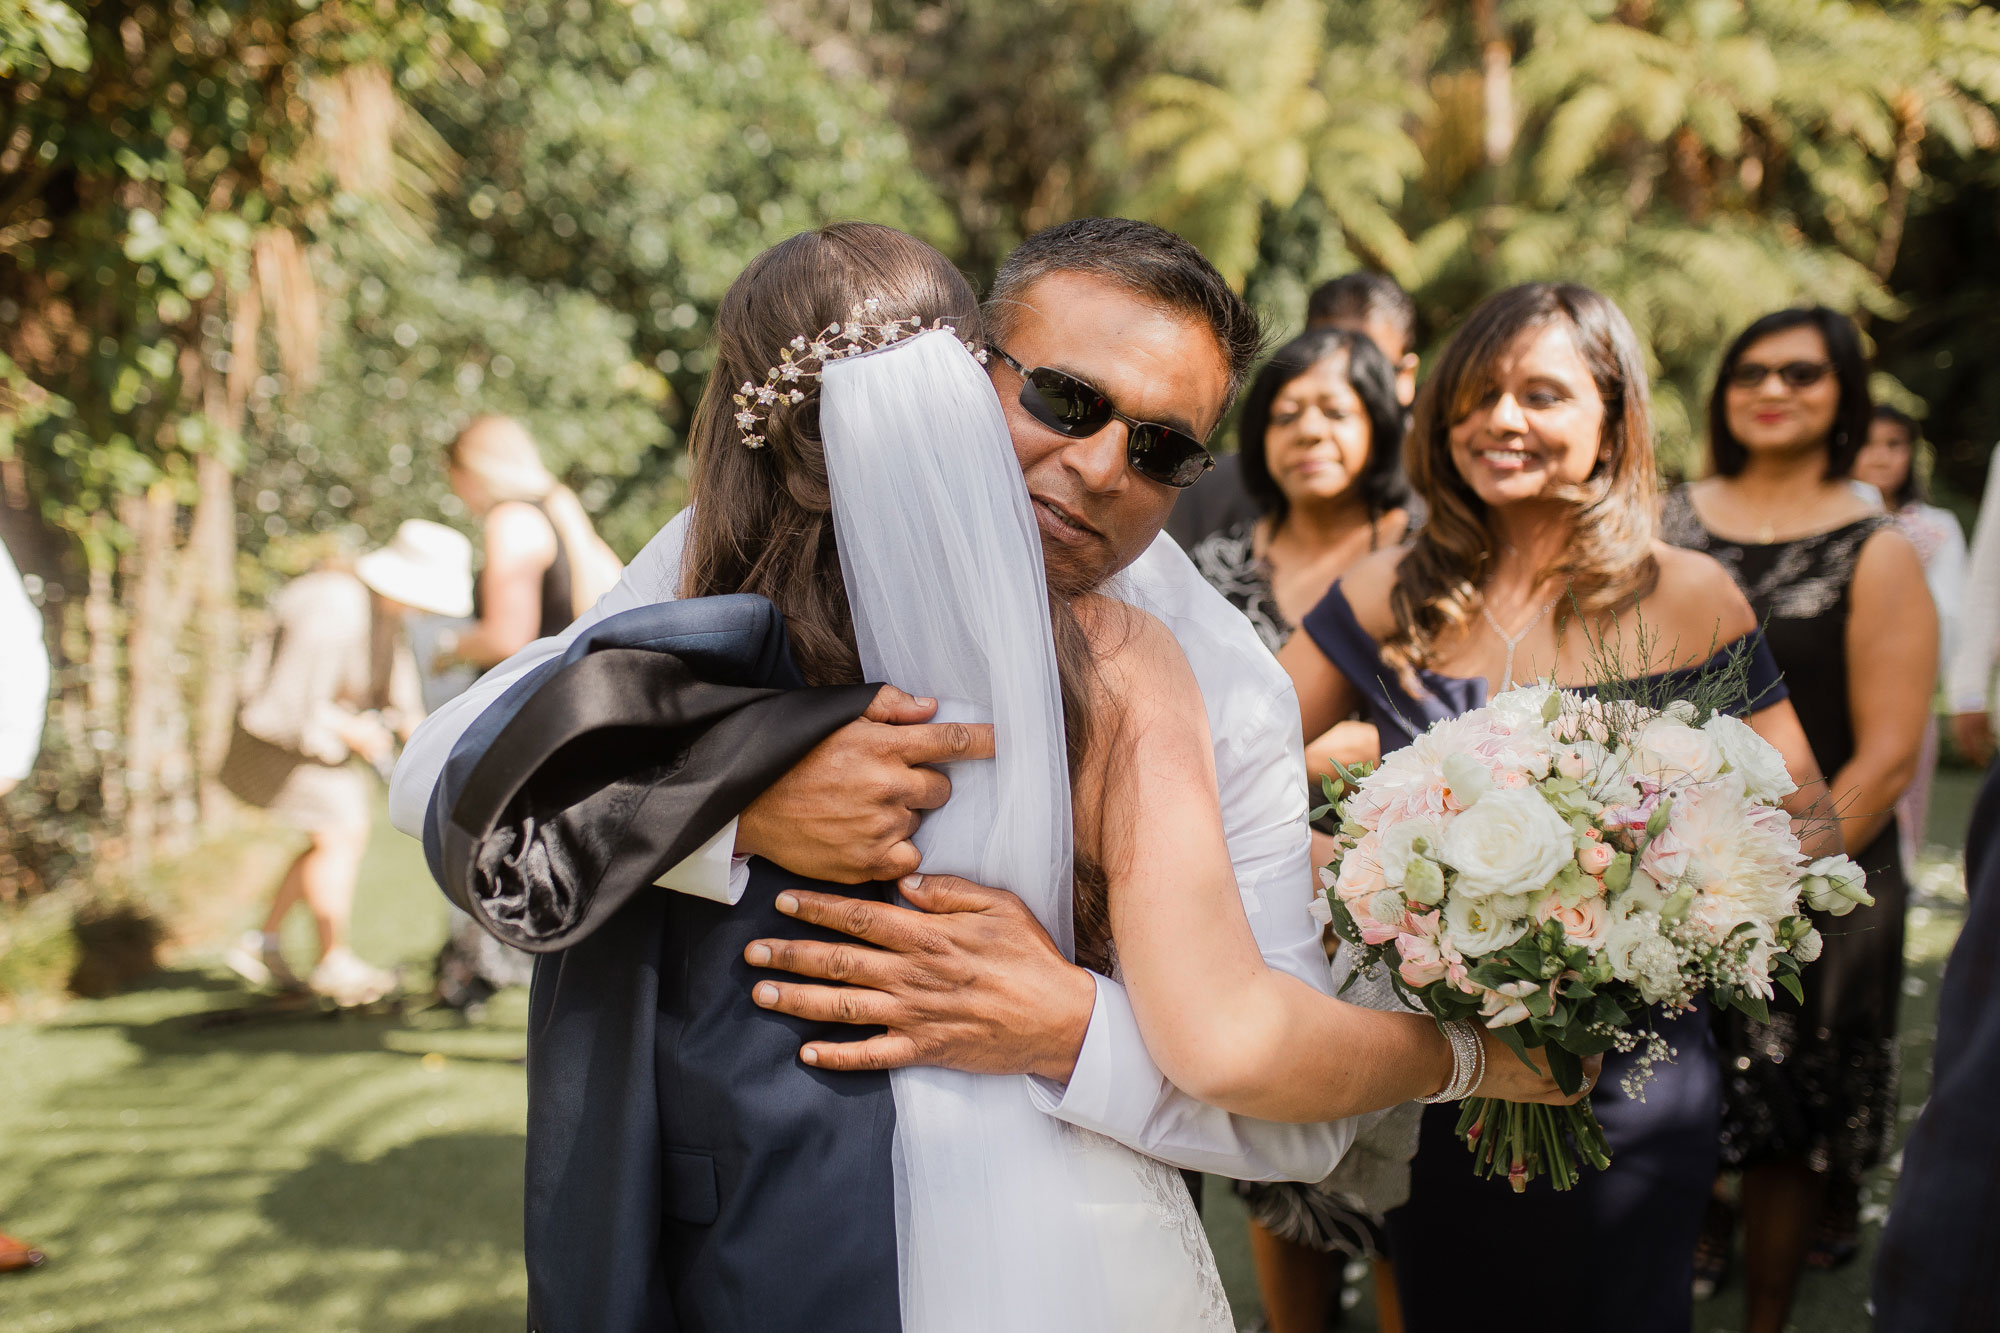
744, 873, 1098, 1083
734, 686, 995, 884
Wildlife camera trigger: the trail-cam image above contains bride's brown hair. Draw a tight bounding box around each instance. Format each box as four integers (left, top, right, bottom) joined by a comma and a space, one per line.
1383, 282, 1659, 679
680, 222, 1115, 968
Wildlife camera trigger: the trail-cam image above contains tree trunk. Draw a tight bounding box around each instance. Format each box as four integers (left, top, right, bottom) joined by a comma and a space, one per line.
1871, 93, 1926, 283
1475, 0, 1515, 170
191, 450, 237, 825
84, 530, 123, 835
119, 485, 176, 871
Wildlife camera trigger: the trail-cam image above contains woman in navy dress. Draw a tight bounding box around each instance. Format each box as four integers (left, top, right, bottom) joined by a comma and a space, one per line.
1277, 284, 1836, 1332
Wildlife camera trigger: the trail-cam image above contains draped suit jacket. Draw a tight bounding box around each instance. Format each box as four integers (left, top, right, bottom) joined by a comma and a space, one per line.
1873, 761, 2000, 1332
423, 594, 899, 1333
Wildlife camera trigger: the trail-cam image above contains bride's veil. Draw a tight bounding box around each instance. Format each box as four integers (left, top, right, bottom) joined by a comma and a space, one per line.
820, 329, 1118, 1328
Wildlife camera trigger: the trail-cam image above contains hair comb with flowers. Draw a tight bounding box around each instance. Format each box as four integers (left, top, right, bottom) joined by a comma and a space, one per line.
733, 298, 987, 448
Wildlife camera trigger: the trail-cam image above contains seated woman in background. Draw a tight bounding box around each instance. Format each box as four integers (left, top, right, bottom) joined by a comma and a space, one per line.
429, 415, 624, 1014
1187, 327, 1413, 1332
1852, 405, 1964, 871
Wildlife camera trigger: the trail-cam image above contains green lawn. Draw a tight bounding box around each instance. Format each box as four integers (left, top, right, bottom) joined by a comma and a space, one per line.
0, 772, 1979, 1331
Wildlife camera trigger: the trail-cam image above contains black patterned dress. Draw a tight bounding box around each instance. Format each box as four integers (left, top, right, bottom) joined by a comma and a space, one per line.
1187, 520, 1292, 654
1660, 485, 1906, 1179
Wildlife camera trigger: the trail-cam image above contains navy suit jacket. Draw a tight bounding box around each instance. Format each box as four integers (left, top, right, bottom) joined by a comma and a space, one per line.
427, 596, 901, 1332
1873, 760, 2000, 1331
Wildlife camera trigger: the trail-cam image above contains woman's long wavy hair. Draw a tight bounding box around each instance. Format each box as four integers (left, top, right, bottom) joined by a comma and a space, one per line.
679, 222, 1115, 968
1383, 282, 1659, 679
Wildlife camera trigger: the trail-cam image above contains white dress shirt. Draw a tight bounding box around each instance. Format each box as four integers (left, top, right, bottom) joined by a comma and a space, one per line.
0, 538, 49, 783
391, 511, 1354, 1182
1947, 445, 2000, 714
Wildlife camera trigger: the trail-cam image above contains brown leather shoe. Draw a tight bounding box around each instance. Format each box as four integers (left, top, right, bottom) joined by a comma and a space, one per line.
0, 1231, 46, 1273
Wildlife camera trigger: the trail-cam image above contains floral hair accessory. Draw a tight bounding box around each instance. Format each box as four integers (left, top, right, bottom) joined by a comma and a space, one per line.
732, 297, 987, 448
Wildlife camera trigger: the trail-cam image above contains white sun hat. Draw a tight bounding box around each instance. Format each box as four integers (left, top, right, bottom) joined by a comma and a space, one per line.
355, 519, 474, 618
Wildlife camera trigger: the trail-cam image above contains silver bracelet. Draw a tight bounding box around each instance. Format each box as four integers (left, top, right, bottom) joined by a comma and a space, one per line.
1419, 1019, 1485, 1103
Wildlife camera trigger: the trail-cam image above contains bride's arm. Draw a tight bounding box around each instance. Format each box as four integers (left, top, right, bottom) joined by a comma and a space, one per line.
1086, 605, 1575, 1123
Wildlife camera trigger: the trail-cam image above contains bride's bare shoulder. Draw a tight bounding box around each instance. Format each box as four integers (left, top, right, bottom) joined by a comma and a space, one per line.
1642, 542, 1757, 646
1070, 593, 1203, 707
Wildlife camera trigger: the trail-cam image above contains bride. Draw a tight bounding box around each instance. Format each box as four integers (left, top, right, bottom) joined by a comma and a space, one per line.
677, 222, 1581, 1329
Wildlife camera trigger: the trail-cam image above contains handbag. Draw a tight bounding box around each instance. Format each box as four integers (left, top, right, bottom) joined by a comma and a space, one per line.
217, 719, 306, 809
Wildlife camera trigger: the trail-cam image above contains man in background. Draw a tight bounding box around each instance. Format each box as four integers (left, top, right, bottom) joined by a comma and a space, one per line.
1, 531, 50, 1274
1165, 271, 1420, 550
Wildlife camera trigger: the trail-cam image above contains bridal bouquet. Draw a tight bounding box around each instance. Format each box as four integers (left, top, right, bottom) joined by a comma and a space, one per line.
1312, 681, 1871, 1192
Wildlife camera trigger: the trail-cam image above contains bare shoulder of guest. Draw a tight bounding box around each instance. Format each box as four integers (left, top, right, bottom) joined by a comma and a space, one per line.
1644, 542, 1757, 650
1328, 542, 1413, 641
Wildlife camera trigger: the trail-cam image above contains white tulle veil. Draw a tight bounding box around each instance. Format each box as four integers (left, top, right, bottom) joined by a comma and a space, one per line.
819, 328, 1123, 1329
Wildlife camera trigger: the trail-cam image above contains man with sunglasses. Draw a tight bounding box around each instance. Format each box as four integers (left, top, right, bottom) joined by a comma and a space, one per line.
390, 218, 1369, 1192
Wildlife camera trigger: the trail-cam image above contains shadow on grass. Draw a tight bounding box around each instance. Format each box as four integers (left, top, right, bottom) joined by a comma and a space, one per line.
262, 1133, 524, 1255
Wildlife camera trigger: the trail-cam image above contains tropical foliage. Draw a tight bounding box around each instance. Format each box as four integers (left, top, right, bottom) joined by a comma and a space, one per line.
1124, 0, 2000, 469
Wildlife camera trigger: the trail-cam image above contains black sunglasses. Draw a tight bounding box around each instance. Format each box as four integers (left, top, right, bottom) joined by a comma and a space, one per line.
987, 346, 1214, 488
1727, 359, 1834, 390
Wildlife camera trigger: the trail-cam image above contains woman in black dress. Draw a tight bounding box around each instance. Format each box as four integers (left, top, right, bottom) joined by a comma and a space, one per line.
1278, 283, 1834, 1333
1661, 307, 1935, 1332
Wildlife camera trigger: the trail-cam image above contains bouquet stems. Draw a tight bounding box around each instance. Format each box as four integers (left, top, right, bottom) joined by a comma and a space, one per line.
1453, 1096, 1611, 1193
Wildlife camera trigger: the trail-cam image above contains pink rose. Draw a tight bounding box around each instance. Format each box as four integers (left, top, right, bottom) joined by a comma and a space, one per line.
1577, 841, 1616, 876
1639, 821, 1690, 885
1494, 769, 1530, 790
1536, 893, 1609, 947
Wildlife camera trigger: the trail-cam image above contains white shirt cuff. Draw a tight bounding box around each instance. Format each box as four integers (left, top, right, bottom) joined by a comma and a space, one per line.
1026, 973, 1161, 1130
653, 817, 751, 905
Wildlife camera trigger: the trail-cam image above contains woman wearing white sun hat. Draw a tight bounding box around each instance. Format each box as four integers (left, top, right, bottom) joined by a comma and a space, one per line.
223, 520, 472, 1005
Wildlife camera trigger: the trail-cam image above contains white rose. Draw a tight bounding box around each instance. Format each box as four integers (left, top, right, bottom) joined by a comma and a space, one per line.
1800, 854, 1872, 915
1630, 715, 1726, 788
1378, 814, 1448, 887
1603, 911, 1685, 1004
1703, 712, 1797, 804
1441, 892, 1533, 957
1488, 682, 1560, 735
1434, 787, 1575, 899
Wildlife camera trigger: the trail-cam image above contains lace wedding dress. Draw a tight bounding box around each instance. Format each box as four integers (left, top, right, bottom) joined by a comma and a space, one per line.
821, 329, 1232, 1332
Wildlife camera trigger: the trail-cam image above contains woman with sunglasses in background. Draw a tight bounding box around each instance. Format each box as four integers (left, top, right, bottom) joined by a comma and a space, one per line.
1186, 327, 1413, 1333
1661, 307, 1935, 1331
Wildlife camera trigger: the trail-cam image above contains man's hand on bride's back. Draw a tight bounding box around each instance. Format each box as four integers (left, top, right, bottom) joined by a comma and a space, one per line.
742, 873, 1098, 1083
735, 685, 996, 883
